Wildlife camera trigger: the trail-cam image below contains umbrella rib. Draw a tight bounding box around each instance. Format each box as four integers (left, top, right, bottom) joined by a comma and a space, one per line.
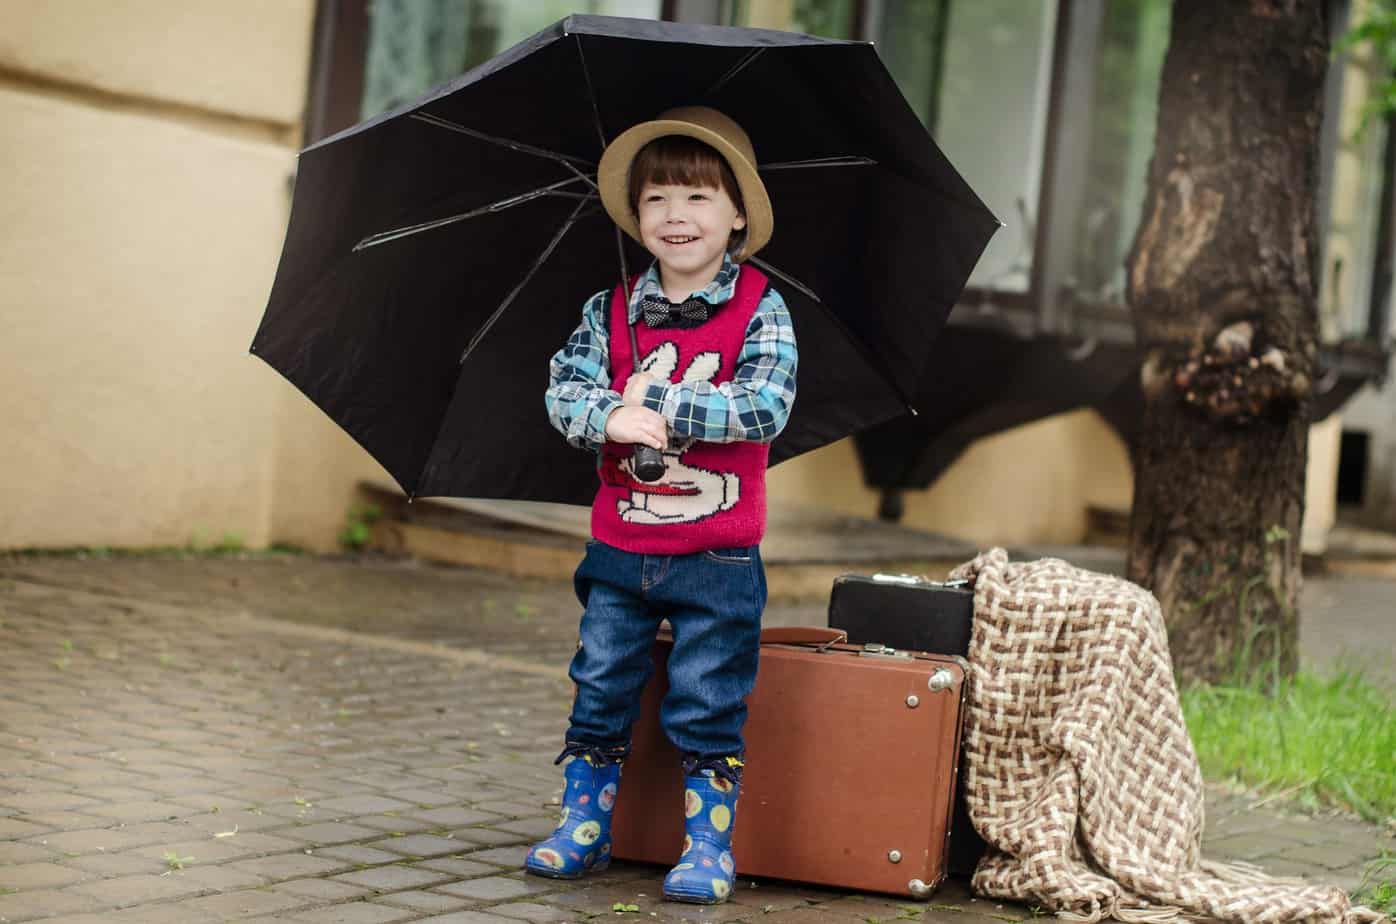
746, 256, 823, 305
573, 34, 610, 152
459, 197, 590, 364
703, 48, 765, 98
761, 155, 878, 171
410, 112, 595, 170
353, 177, 596, 251
747, 256, 919, 417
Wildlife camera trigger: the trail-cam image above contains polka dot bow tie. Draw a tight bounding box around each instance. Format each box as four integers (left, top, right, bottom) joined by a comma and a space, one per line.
639, 294, 714, 328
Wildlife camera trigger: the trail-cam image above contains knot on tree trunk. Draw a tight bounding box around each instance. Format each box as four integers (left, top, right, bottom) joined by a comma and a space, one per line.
1171, 321, 1305, 424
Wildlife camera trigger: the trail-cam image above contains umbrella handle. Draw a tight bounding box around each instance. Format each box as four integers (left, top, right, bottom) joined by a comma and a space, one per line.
631, 444, 666, 482
615, 228, 667, 484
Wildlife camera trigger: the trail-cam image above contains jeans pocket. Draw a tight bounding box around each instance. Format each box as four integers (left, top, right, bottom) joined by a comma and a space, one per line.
703, 547, 753, 564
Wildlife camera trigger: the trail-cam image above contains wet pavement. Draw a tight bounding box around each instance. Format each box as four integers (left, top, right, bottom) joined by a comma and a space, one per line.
0, 553, 1392, 923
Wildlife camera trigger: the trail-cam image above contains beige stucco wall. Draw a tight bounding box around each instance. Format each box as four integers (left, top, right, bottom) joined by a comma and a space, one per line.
768, 409, 1135, 547
1303, 415, 1342, 555
768, 409, 1340, 553
0, 1, 391, 552
0, 1, 311, 128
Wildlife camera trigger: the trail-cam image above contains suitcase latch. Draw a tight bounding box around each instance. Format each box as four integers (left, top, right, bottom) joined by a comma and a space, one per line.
858, 642, 912, 660
927, 668, 956, 692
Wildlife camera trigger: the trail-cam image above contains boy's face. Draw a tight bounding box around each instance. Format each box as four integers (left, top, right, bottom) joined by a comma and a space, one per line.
636, 181, 746, 288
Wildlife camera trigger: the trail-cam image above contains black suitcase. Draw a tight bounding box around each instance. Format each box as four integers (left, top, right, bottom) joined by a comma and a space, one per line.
828, 573, 986, 877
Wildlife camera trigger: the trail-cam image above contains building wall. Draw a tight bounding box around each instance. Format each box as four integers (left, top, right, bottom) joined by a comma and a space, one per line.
770, 408, 1342, 552
768, 409, 1134, 547
1304, 415, 1343, 553
0, 2, 1363, 553
0, 1, 385, 552
1316, 0, 1396, 530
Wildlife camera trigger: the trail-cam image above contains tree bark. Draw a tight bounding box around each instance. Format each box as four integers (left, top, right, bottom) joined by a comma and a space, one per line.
1124, 0, 1327, 685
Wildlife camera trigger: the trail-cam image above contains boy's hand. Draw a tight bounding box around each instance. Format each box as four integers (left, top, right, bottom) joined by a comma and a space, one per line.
605, 406, 668, 450
622, 373, 657, 406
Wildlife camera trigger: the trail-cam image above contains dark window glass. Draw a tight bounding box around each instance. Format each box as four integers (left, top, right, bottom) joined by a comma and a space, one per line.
880, 0, 1059, 294
721, 0, 854, 39
1068, 0, 1170, 308
360, 0, 662, 120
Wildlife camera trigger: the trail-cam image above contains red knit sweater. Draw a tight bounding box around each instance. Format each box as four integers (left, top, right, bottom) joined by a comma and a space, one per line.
591, 266, 771, 555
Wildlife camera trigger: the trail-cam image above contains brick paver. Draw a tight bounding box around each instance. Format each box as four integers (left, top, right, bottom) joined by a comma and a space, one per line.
1, 558, 1390, 923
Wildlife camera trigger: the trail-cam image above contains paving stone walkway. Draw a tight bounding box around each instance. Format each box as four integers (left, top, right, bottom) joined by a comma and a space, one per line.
0, 556, 1391, 923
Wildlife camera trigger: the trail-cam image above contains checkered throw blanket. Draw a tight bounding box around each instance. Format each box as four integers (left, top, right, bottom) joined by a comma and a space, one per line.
948, 549, 1387, 924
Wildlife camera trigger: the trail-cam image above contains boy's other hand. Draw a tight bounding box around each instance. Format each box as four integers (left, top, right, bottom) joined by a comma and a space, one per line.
622, 373, 657, 406
605, 406, 668, 450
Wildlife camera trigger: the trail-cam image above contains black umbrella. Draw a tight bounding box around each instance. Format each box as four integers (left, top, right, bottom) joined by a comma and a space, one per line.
251, 14, 999, 505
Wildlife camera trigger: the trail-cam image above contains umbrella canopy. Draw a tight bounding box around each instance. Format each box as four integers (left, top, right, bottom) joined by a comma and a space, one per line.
252, 14, 1000, 504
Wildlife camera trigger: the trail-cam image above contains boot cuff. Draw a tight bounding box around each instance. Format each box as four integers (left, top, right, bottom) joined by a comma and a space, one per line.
555, 740, 629, 767
682, 754, 744, 784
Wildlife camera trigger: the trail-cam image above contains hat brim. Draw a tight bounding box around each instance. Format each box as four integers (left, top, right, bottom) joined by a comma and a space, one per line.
598, 119, 773, 262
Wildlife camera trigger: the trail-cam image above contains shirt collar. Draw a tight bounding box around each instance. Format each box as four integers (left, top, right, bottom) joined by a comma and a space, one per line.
627, 253, 740, 324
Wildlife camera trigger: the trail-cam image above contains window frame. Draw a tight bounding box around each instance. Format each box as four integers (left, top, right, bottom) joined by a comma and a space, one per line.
301, 0, 1391, 365
305, 0, 680, 145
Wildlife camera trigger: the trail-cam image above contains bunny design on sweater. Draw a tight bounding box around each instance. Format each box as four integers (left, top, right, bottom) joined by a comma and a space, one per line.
601, 343, 740, 526
591, 264, 771, 556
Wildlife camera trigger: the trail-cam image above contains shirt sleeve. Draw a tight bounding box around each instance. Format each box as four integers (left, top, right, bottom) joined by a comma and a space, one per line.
544, 290, 624, 451
640, 286, 798, 444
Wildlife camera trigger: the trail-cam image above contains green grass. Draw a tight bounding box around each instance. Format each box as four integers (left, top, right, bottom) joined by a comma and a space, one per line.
1354, 850, 1396, 916
1180, 663, 1395, 823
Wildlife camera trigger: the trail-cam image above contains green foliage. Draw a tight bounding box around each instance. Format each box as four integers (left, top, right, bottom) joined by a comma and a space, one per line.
1355, 849, 1396, 915
1339, 0, 1396, 137
337, 503, 383, 551
162, 851, 194, 870
207, 532, 246, 554
5, 531, 296, 559
1180, 660, 1396, 823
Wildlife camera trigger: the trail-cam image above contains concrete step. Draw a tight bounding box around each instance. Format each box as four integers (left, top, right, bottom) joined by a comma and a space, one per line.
359, 482, 978, 600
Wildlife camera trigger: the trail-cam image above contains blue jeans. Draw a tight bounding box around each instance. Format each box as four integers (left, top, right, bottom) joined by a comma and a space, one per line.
564, 539, 766, 772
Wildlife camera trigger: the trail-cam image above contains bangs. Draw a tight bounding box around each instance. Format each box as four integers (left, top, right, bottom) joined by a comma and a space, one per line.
627, 136, 744, 213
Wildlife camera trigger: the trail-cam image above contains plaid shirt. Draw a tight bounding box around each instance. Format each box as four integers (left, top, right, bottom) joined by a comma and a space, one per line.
546, 254, 798, 451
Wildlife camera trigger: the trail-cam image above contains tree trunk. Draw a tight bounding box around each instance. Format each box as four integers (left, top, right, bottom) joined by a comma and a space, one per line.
1124, 0, 1327, 685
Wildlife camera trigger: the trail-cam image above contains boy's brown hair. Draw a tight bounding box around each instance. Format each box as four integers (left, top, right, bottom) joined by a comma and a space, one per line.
627, 136, 746, 221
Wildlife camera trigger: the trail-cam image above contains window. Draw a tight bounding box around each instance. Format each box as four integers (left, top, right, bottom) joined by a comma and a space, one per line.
1318, 9, 1392, 343
720, 0, 854, 38
876, 0, 1170, 305
360, 0, 662, 120
877, 1, 1059, 294
1068, 0, 1170, 308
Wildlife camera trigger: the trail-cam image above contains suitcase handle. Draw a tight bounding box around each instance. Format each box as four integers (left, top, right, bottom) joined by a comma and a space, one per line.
758, 626, 848, 650
655, 627, 848, 651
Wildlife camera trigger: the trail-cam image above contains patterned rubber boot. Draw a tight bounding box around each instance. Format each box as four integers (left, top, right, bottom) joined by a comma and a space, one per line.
524, 756, 621, 879
663, 769, 740, 904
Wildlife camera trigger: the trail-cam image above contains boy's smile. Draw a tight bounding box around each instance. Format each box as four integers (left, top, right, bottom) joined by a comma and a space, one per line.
637, 182, 746, 300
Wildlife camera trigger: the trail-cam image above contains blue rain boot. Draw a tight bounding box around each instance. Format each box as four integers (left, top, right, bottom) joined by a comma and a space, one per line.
663, 768, 740, 904
525, 756, 621, 879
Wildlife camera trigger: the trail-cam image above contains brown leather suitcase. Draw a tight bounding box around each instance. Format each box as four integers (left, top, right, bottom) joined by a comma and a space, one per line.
610, 627, 968, 899
828, 573, 987, 878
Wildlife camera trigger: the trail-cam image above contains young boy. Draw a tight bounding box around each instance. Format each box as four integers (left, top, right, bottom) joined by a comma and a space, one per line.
530, 106, 797, 904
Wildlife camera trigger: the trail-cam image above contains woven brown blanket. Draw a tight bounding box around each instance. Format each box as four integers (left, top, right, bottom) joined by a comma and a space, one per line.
949, 549, 1386, 924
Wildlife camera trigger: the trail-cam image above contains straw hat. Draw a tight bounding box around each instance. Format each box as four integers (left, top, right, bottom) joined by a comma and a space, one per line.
597, 106, 773, 261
